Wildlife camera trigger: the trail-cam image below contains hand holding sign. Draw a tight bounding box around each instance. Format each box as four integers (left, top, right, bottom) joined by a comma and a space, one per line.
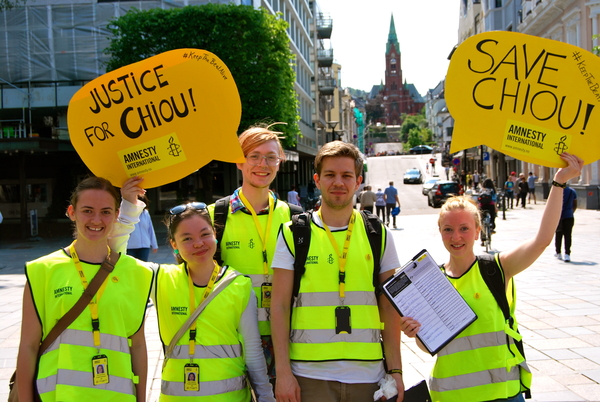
447, 31, 599, 167
68, 49, 244, 188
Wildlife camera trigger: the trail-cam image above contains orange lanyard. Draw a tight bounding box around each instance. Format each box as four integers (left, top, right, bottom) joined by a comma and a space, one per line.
187, 262, 221, 359
69, 241, 109, 349
239, 190, 274, 278
317, 210, 356, 304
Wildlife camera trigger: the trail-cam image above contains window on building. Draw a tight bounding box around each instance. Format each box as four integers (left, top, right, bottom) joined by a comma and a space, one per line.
495, 0, 502, 7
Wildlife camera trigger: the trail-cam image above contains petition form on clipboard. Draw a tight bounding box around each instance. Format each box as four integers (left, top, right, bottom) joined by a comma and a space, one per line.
381, 249, 477, 355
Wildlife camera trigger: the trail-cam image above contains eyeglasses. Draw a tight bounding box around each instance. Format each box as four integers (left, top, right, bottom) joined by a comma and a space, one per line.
169, 202, 207, 215
246, 153, 281, 166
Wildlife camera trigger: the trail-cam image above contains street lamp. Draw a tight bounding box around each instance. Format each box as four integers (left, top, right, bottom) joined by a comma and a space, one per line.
327, 121, 338, 142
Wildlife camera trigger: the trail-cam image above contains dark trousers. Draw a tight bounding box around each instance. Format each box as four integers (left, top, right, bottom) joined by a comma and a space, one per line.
518, 192, 527, 207
555, 217, 575, 255
127, 248, 150, 262
376, 205, 385, 221
385, 204, 396, 226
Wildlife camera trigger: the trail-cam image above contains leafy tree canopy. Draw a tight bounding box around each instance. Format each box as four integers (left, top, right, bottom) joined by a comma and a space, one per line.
0, 0, 25, 11
105, 4, 299, 148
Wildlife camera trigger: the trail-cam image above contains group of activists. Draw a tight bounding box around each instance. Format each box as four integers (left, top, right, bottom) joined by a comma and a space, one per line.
15, 122, 583, 402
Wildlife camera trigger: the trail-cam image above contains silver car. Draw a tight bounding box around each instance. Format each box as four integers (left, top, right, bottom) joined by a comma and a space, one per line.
422, 178, 440, 195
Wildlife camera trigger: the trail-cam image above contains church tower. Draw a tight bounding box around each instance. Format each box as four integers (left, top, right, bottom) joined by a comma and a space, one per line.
381, 14, 423, 126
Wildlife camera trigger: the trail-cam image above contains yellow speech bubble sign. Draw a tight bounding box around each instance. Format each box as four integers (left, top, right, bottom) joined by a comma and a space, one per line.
447, 31, 599, 167
68, 49, 244, 188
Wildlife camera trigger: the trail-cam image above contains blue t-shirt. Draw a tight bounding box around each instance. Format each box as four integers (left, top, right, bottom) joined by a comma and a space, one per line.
384, 186, 397, 204
561, 186, 577, 220
527, 175, 538, 188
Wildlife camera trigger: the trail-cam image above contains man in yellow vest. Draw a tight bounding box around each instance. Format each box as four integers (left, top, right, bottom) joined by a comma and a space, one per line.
208, 124, 301, 381
271, 141, 405, 402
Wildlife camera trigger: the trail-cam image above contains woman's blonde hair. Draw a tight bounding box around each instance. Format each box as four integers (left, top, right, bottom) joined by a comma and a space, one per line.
438, 195, 481, 229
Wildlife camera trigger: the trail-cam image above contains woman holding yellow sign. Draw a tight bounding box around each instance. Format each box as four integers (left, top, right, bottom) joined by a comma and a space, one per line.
400, 153, 583, 402
16, 176, 154, 402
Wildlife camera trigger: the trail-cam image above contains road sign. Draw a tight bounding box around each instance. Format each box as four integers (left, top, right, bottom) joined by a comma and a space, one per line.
483, 152, 490, 161
453, 158, 460, 165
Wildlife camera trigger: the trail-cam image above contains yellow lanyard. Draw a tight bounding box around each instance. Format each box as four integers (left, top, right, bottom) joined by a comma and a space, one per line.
239, 190, 274, 277
187, 262, 221, 359
69, 241, 109, 349
317, 209, 356, 303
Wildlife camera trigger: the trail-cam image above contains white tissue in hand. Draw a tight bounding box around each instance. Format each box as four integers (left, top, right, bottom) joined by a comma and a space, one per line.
373, 374, 398, 400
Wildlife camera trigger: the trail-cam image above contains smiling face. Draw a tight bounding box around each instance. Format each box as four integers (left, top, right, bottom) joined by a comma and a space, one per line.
170, 214, 217, 267
236, 140, 280, 190
67, 189, 118, 243
439, 209, 480, 258
315, 156, 362, 210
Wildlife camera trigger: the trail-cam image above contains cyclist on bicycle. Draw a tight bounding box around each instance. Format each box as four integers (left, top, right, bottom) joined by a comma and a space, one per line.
478, 178, 497, 234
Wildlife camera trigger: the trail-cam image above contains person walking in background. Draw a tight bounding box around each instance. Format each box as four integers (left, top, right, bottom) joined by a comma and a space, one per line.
359, 185, 377, 213
527, 172, 538, 204
472, 170, 480, 190
287, 185, 301, 207
384, 181, 401, 229
504, 173, 515, 209
517, 173, 529, 208
375, 188, 385, 221
126, 194, 158, 262
466, 171, 473, 189
555, 183, 577, 262
445, 165, 450, 180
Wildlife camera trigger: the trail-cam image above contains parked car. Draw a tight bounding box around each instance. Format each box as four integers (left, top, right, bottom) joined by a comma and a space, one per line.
403, 168, 423, 184
409, 145, 433, 154
427, 181, 463, 208
422, 178, 440, 195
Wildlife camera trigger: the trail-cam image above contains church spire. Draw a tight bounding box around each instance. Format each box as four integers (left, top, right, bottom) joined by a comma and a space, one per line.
386, 14, 399, 55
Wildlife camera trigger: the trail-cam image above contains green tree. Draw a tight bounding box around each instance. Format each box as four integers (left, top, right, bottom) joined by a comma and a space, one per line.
105, 4, 299, 148
0, 0, 25, 11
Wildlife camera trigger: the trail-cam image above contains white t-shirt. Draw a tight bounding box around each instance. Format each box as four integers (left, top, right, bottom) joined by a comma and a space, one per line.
287, 190, 301, 206
271, 213, 400, 384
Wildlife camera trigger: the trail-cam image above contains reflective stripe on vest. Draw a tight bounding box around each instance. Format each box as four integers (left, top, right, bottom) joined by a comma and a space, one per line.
208, 199, 293, 336
290, 327, 380, 344
295, 291, 376, 307
44, 328, 130, 355
161, 375, 246, 397
37, 368, 135, 395
436, 330, 505, 357
430, 365, 520, 393
281, 217, 384, 362
168, 343, 242, 360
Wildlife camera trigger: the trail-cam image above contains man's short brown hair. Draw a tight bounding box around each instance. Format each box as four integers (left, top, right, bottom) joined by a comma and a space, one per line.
314, 141, 363, 176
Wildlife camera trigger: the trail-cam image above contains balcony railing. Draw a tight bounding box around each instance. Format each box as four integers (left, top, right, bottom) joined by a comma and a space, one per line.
317, 13, 332, 39
318, 78, 336, 95
317, 48, 334, 67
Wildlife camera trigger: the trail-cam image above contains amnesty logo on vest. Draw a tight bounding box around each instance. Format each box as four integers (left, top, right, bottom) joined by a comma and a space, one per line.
306, 255, 319, 265
54, 286, 74, 298
171, 306, 188, 315
225, 240, 241, 250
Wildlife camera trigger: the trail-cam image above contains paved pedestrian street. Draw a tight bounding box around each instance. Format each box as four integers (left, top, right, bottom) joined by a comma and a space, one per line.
0, 203, 599, 401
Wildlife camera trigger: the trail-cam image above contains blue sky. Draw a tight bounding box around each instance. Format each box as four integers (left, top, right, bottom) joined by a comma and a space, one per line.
315, 0, 460, 96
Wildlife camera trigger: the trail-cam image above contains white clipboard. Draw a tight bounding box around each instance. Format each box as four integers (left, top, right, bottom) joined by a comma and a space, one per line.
381, 249, 477, 355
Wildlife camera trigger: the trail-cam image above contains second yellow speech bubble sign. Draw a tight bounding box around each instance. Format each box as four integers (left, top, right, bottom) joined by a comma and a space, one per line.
447, 31, 599, 167
68, 48, 244, 188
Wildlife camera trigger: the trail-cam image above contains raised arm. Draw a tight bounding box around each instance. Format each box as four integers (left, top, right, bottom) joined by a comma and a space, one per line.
500, 153, 583, 279
109, 177, 146, 254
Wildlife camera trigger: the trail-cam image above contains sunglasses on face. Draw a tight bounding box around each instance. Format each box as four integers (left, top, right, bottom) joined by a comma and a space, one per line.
168, 202, 207, 215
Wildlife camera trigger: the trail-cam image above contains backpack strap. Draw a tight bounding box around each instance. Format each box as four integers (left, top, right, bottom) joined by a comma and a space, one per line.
477, 254, 531, 398
212, 195, 230, 265
290, 210, 384, 298
287, 202, 303, 216
291, 212, 312, 298
360, 210, 384, 289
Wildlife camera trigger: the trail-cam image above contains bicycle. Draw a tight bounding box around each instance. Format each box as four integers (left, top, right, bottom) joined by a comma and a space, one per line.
480, 210, 493, 252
